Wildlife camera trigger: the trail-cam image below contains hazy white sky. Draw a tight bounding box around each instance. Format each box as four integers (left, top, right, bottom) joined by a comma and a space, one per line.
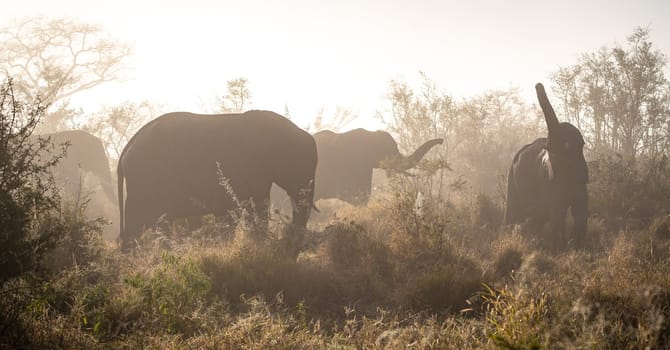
3, 0, 670, 130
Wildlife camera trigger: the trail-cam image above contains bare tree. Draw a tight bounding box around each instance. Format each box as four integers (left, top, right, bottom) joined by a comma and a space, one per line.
551, 27, 670, 160
219, 77, 252, 113
84, 101, 158, 167
455, 88, 542, 195
310, 105, 358, 132
378, 72, 456, 200
0, 17, 131, 131
379, 71, 456, 154
380, 73, 543, 198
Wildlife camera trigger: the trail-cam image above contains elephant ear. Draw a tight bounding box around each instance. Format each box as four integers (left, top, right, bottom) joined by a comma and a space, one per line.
536, 83, 560, 150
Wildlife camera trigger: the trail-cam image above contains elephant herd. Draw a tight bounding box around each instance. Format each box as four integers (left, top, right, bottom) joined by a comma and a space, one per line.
41, 83, 588, 252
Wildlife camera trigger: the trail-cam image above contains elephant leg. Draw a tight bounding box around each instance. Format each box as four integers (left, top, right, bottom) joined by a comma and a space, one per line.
570, 186, 588, 249
246, 195, 270, 237
120, 195, 164, 251
548, 207, 568, 250
503, 168, 518, 225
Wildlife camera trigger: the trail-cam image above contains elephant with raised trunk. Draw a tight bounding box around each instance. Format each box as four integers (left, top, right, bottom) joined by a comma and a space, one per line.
504, 83, 588, 248
313, 129, 443, 204
117, 110, 318, 251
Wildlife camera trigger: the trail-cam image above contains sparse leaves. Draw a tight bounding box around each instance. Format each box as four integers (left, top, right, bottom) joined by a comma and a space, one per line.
551, 26, 670, 160
219, 77, 252, 113
0, 78, 66, 282
0, 17, 131, 131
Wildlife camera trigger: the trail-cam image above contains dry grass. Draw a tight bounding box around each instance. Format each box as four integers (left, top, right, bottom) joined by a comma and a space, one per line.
2, 186, 670, 349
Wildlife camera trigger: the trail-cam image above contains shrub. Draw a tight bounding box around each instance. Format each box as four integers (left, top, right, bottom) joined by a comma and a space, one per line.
589, 156, 670, 230
403, 262, 483, 313
483, 285, 549, 349
124, 252, 212, 335
0, 79, 67, 282
470, 192, 503, 229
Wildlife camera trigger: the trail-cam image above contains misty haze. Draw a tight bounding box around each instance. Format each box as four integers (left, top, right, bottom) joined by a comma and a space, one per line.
1, 1, 669, 348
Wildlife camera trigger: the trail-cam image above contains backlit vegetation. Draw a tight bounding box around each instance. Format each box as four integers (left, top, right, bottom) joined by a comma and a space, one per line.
1, 24, 669, 349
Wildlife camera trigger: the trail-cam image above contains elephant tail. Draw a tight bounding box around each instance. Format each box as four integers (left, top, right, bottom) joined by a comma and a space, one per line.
117, 159, 125, 242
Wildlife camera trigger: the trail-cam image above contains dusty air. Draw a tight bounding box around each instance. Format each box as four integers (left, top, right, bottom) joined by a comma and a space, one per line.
1, 3, 669, 348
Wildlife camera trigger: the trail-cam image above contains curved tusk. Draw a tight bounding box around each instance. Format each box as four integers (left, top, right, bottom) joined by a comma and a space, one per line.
311, 202, 320, 213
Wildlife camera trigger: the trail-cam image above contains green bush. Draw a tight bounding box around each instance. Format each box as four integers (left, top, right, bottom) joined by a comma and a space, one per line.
0, 79, 68, 282
483, 285, 548, 350
124, 252, 212, 335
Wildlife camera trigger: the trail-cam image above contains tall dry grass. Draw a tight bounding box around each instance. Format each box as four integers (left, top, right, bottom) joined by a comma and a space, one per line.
2, 178, 670, 349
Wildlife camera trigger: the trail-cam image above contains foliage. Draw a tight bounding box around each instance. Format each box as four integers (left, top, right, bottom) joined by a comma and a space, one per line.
380, 73, 542, 199
82, 100, 159, 166
124, 252, 212, 335
483, 285, 548, 350
1, 183, 670, 348
1, 24, 670, 350
0, 78, 111, 348
551, 26, 670, 160
0, 17, 131, 132
309, 105, 358, 132
219, 77, 253, 113
454, 89, 543, 195
379, 71, 456, 154
588, 154, 670, 230
0, 78, 65, 282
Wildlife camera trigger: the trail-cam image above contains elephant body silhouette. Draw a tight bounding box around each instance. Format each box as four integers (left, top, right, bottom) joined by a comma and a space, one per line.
504, 83, 588, 248
35, 130, 118, 239
313, 129, 443, 205
117, 110, 317, 251
37, 130, 116, 202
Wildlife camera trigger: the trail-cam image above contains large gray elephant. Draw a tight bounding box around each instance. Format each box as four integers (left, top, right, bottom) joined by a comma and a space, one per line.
33, 130, 118, 239
117, 110, 318, 251
313, 129, 443, 204
504, 83, 588, 248
37, 130, 116, 203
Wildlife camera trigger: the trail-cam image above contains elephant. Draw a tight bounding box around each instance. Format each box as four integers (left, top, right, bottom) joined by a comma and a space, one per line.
117, 110, 318, 251
36, 130, 116, 203
504, 83, 588, 248
312, 129, 443, 204
32, 130, 118, 239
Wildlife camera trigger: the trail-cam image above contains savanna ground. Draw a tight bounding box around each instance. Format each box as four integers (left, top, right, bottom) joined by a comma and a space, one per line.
2, 156, 670, 349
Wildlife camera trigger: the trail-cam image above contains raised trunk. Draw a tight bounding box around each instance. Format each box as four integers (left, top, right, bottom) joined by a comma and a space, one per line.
394, 138, 443, 171
536, 83, 560, 148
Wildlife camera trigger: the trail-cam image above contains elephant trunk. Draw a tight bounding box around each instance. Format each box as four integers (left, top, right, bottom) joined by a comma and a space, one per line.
289, 182, 316, 228
393, 138, 444, 171
536, 83, 560, 148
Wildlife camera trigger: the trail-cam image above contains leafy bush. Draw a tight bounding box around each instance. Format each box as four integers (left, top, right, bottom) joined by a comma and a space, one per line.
589, 155, 670, 230
124, 252, 212, 335
483, 285, 548, 350
0, 79, 70, 282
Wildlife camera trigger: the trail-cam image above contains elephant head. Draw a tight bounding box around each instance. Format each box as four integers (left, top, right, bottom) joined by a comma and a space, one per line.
313, 129, 443, 204
504, 83, 588, 249
537, 84, 589, 185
